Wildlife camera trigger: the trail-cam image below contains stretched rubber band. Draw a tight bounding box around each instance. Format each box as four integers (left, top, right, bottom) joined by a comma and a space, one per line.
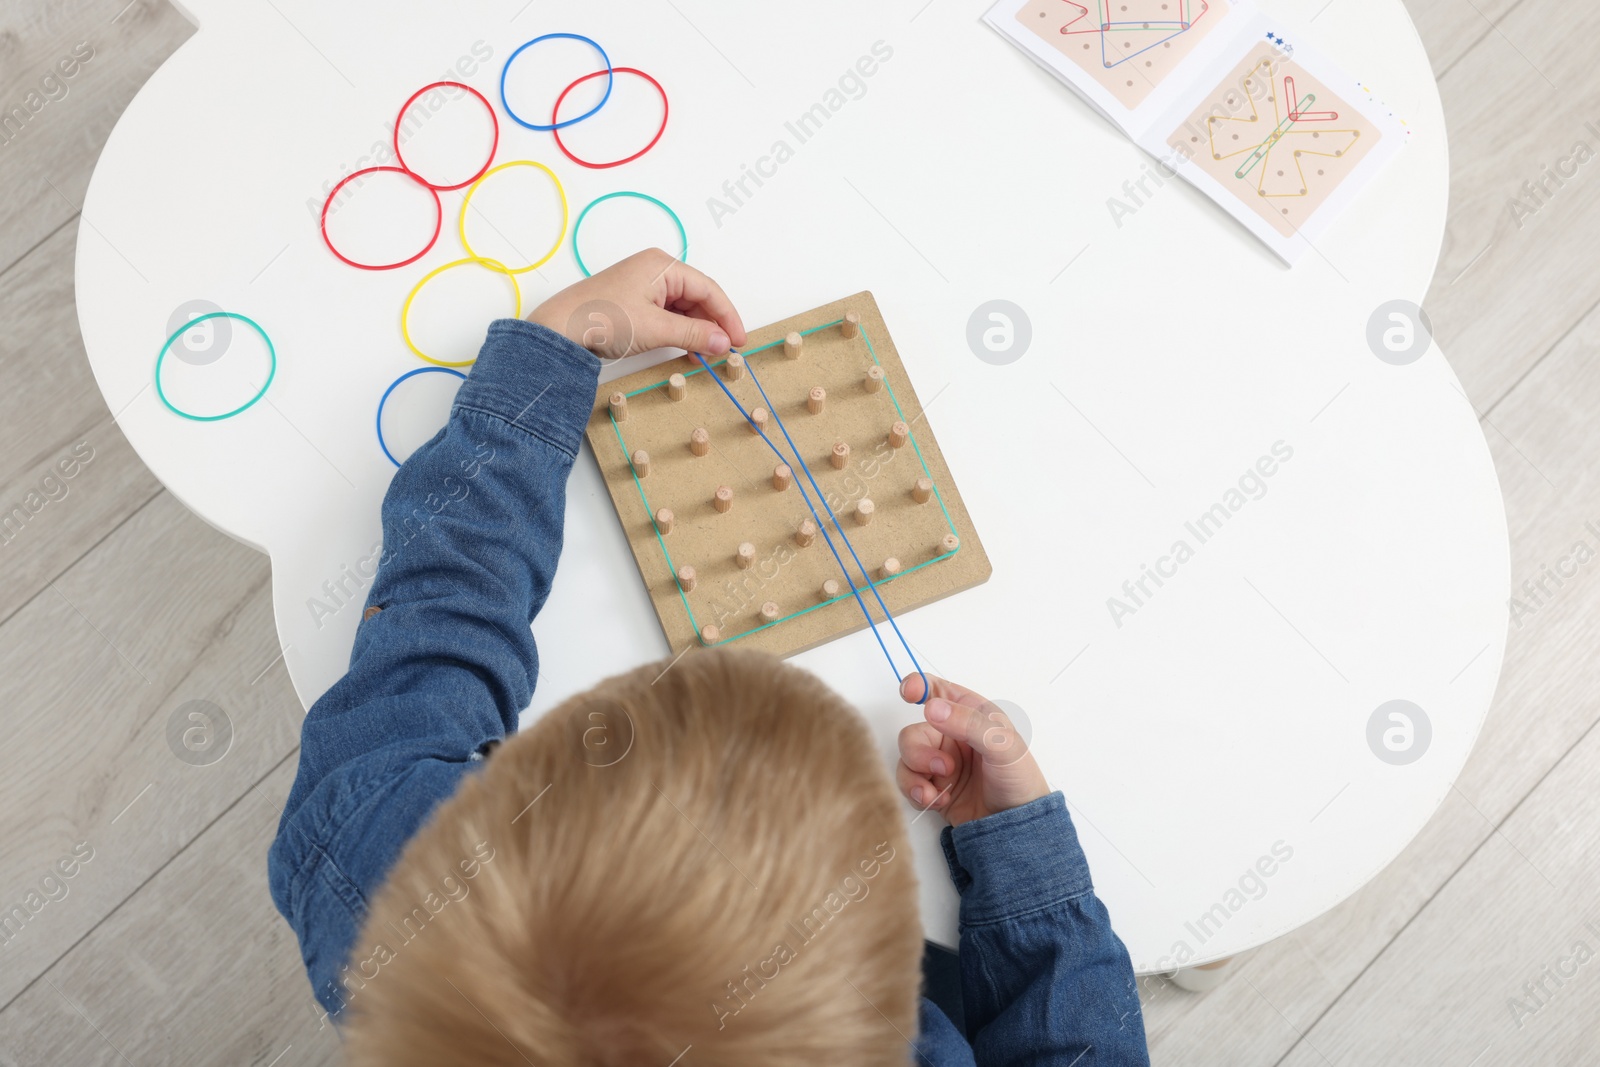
458, 160, 568, 274
691, 349, 930, 703
402, 256, 522, 367
551, 67, 669, 169
608, 326, 958, 667
155, 311, 276, 422
500, 33, 614, 131
572, 191, 687, 278
392, 81, 500, 191
377, 366, 468, 467
320, 166, 442, 271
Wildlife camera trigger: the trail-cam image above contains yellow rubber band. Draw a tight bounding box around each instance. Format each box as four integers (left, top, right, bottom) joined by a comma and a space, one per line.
457, 159, 568, 274
401, 256, 522, 367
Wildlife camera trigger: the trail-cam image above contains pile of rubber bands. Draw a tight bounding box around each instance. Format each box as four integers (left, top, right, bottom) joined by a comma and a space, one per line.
155, 32, 682, 440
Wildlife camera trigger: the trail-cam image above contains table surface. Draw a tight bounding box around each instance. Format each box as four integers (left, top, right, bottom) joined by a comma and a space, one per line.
75, 0, 1508, 969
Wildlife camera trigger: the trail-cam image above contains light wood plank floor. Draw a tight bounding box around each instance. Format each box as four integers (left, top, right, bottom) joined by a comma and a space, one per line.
0, 1, 1594, 1064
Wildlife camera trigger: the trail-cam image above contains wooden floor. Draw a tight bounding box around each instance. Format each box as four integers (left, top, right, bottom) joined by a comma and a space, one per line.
0, 1, 1594, 1063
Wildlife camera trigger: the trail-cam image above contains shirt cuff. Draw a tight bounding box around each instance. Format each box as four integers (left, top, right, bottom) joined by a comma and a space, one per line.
938, 792, 1094, 926
452, 318, 602, 459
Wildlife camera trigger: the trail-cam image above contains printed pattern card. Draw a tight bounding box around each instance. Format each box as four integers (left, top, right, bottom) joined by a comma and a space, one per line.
987, 0, 1253, 130
985, 1, 1409, 263
1142, 22, 1407, 260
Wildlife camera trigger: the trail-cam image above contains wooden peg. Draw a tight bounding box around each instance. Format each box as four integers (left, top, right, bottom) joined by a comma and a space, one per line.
940, 534, 961, 554
865, 366, 885, 393
748, 407, 769, 435
760, 601, 781, 622
655, 508, 674, 535
772, 464, 793, 492
821, 578, 841, 600
887, 421, 909, 449
700, 624, 720, 645
630, 449, 650, 479
912, 477, 934, 504
841, 311, 860, 339
713, 485, 733, 513
784, 331, 803, 359
830, 441, 851, 470
807, 386, 826, 415
854, 498, 875, 527
608, 391, 628, 422
881, 557, 902, 579
723, 352, 746, 381
795, 519, 817, 548
677, 565, 697, 593
736, 542, 756, 570
690, 427, 711, 457
667, 372, 687, 401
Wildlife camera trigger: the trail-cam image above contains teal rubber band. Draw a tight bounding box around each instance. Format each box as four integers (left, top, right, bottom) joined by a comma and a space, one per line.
572, 191, 687, 278
154, 311, 277, 422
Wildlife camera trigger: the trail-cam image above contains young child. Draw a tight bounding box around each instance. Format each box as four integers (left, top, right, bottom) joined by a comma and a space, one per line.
268, 250, 1151, 1064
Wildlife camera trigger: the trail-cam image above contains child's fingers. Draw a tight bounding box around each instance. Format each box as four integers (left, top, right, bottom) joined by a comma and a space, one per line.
900, 672, 989, 711
897, 722, 953, 778
895, 761, 943, 809
658, 259, 747, 347
923, 695, 1030, 767
639, 306, 732, 356
668, 298, 737, 340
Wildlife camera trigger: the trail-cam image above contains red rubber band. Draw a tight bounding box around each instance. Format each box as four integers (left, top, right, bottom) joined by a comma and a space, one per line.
392, 81, 500, 191
551, 67, 668, 170
319, 166, 443, 271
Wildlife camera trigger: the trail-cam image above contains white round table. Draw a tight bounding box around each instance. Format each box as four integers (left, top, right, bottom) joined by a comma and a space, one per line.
76, 0, 1507, 969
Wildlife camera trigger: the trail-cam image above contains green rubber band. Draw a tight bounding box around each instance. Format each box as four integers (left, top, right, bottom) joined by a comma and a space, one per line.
609, 319, 960, 648
155, 311, 277, 422
572, 191, 687, 278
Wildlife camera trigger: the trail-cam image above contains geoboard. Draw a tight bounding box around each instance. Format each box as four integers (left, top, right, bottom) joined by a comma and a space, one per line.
986, 0, 1408, 263
586, 293, 991, 658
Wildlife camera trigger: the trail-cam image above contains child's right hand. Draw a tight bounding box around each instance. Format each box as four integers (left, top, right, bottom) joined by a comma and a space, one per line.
527, 247, 747, 361
895, 674, 1050, 827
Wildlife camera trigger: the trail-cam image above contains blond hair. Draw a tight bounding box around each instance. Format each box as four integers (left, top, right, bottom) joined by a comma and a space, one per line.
343, 648, 923, 1065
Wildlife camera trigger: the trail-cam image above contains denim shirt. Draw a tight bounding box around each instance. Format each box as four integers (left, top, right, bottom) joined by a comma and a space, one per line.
268, 320, 1150, 1064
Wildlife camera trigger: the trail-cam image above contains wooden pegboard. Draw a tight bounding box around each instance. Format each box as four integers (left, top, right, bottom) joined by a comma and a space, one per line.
585, 291, 990, 658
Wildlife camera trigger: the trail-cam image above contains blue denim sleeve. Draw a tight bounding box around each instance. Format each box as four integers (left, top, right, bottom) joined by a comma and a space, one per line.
917, 996, 979, 1065
267, 319, 601, 1018
939, 793, 1150, 1066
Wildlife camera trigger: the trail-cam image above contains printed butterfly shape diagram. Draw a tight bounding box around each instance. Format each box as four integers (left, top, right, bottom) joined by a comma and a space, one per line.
1205, 59, 1361, 200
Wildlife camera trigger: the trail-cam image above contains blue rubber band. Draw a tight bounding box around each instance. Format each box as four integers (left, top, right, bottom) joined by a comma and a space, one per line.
376, 366, 467, 467
692, 350, 930, 704
500, 33, 614, 132
154, 311, 276, 422
572, 191, 687, 278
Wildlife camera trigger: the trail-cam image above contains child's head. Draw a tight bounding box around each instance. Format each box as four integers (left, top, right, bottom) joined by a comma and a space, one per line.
343, 648, 923, 1065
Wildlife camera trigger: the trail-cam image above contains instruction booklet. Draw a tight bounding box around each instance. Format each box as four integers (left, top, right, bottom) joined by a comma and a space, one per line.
985, 0, 1410, 264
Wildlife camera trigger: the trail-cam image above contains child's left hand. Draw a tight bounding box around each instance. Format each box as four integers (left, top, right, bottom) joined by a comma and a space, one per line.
527, 248, 747, 361
895, 673, 1051, 827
